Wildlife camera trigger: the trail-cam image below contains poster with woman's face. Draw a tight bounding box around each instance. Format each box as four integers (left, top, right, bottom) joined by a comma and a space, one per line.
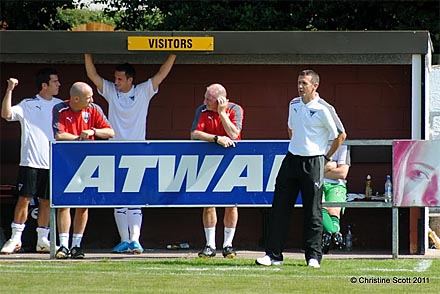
393, 140, 440, 207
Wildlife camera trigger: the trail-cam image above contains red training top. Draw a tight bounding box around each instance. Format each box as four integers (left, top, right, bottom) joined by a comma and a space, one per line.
191, 102, 244, 139
52, 101, 112, 140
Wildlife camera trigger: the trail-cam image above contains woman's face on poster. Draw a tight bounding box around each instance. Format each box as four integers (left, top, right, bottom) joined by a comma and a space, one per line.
403, 143, 440, 206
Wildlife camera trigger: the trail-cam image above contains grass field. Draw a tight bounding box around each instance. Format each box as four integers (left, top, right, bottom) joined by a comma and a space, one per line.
0, 257, 439, 293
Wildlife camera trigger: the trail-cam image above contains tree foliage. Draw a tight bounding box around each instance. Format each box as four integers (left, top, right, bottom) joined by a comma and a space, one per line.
55, 8, 116, 28
96, 0, 439, 53
95, 0, 164, 31
1, 1, 438, 53
0, 0, 74, 30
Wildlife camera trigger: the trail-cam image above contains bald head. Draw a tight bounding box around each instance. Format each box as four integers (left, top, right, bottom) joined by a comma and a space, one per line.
206, 83, 227, 99
69, 82, 94, 111
70, 82, 92, 98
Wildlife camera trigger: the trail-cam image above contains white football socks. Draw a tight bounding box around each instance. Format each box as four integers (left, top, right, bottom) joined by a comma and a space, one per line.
128, 208, 142, 243
204, 227, 216, 249
10, 222, 25, 243
114, 208, 129, 242
223, 227, 236, 248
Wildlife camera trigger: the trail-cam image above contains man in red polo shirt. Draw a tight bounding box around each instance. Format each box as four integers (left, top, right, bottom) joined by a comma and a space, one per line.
190, 83, 244, 258
52, 81, 114, 259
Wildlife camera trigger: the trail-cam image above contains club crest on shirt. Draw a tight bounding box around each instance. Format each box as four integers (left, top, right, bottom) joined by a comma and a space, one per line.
82, 111, 90, 123
309, 110, 316, 117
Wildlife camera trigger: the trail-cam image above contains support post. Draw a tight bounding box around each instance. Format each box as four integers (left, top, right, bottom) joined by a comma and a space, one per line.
50, 207, 56, 259
392, 206, 399, 258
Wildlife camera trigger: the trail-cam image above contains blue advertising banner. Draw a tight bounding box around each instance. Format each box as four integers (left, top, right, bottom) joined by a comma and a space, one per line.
50, 140, 303, 208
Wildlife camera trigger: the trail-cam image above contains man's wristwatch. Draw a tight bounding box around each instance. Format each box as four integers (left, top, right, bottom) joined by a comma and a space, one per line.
213, 135, 219, 144
324, 155, 332, 162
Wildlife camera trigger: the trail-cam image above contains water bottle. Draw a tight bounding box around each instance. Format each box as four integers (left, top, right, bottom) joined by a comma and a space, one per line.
384, 175, 393, 202
365, 175, 372, 199
179, 243, 190, 249
345, 225, 352, 251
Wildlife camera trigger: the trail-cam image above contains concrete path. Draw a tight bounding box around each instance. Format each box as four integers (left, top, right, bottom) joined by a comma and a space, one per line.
1, 248, 439, 261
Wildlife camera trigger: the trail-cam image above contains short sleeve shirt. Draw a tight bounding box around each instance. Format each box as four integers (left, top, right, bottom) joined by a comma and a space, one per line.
52, 101, 112, 139
99, 79, 157, 140
324, 145, 351, 185
8, 95, 63, 169
287, 94, 345, 156
191, 102, 244, 139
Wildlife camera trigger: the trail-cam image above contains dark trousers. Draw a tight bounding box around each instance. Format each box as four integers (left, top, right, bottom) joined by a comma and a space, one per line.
265, 152, 324, 262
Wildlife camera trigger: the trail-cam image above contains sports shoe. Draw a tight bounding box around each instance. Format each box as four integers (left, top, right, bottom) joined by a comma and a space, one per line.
0, 239, 22, 254
198, 245, 216, 258
222, 246, 236, 258
129, 241, 144, 254
112, 241, 130, 253
36, 239, 57, 253
70, 246, 85, 259
307, 258, 321, 268
55, 246, 70, 259
321, 232, 332, 254
255, 254, 283, 266
333, 232, 344, 250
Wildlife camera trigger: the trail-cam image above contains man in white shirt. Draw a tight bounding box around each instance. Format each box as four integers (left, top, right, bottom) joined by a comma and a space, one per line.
1, 68, 62, 254
85, 53, 176, 254
256, 69, 346, 268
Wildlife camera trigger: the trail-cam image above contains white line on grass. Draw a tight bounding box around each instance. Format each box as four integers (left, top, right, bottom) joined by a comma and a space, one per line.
358, 259, 433, 273
413, 259, 432, 272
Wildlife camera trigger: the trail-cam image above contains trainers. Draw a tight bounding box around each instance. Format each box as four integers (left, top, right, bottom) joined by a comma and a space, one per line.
55, 246, 70, 259
333, 232, 344, 250
0, 239, 22, 254
129, 241, 144, 254
222, 246, 236, 258
198, 245, 216, 258
36, 239, 57, 253
112, 241, 131, 253
307, 258, 321, 268
321, 232, 332, 254
255, 254, 283, 266
70, 246, 85, 259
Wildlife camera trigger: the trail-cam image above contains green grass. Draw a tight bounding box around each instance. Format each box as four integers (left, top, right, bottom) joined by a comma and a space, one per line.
0, 258, 439, 293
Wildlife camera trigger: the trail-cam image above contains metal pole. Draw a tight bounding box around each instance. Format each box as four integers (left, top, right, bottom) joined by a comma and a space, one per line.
392, 206, 399, 258
49, 207, 56, 259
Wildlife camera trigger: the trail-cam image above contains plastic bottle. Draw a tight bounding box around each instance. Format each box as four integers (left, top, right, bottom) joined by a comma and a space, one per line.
365, 175, 372, 199
179, 243, 190, 249
384, 175, 393, 202
345, 225, 352, 251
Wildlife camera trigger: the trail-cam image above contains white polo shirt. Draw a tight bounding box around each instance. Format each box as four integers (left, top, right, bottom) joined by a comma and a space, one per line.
8, 95, 63, 169
324, 145, 351, 186
287, 94, 344, 156
99, 79, 157, 140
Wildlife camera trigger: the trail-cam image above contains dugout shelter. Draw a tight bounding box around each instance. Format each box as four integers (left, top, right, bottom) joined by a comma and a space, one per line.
0, 30, 433, 255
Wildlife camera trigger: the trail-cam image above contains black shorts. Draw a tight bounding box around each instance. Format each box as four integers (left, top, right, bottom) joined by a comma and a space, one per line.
16, 166, 50, 200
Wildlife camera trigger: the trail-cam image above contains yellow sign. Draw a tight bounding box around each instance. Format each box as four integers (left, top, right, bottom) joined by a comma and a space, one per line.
128, 36, 214, 51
